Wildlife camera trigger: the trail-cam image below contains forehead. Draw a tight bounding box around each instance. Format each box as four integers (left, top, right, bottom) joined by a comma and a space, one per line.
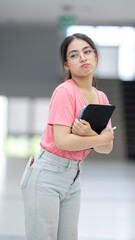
67, 39, 90, 53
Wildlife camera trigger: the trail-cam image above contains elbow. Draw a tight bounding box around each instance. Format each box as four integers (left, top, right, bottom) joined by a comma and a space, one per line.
54, 137, 66, 150
55, 140, 63, 150
95, 142, 113, 154
104, 143, 113, 154
95, 148, 112, 154
104, 148, 112, 154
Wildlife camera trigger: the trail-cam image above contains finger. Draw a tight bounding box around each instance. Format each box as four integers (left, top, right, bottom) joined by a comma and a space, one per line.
80, 119, 90, 125
71, 125, 77, 133
72, 123, 81, 133
108, 127, 114, 133
74, 119, 84, 128
72, 123, 84, 135
72, 128, 78, 134
75, 118, 82, 125
106, 126, 111, 130
72, 126, 81, 135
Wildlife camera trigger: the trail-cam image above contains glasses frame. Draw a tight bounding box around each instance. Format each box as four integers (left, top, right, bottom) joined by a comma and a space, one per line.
67, 48, 95, 62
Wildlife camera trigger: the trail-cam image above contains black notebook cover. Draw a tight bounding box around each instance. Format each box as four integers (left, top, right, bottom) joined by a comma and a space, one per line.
78, 104, 115, 134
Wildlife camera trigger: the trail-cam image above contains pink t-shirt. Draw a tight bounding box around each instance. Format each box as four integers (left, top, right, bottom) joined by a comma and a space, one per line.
40, 79, 112, 161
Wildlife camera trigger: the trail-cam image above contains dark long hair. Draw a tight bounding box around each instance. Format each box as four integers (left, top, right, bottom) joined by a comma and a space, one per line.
60, 33, 98, 88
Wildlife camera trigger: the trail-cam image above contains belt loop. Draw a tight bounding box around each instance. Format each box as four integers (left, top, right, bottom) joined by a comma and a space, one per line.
66, 160, 71, 171
78, 161, 83, 171
35, 148, 45, 160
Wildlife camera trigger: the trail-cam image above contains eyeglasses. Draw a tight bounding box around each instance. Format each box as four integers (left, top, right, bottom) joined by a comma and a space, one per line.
67, 48, 95, 62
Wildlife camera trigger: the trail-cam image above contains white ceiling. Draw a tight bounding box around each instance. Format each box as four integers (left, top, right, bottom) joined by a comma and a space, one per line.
0, 0, 135, 26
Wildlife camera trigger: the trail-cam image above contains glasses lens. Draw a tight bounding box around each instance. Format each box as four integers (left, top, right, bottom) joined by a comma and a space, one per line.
69, 52, 78, 60
68, 48, 95, 61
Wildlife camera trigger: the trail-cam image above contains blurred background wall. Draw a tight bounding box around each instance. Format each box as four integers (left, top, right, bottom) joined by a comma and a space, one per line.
0, 1, 135, 239
0, 0, 135, 161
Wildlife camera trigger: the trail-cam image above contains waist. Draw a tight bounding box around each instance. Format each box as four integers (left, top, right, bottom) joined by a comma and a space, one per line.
36, 147, 83, 170
40, 141, 90, 161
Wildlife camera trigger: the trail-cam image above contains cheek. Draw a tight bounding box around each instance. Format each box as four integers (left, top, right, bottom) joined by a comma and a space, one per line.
93, 62, 97, 71
94, 59, 98, 66
92, 56, 98, 68
68, 63, 78, 72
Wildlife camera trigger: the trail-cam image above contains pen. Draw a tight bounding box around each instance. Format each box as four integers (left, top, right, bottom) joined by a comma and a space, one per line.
110, 126, 117, 131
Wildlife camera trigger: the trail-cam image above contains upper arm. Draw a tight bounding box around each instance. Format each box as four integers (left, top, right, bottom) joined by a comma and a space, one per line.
48, 86, 75, 149
48, 87, 75, 127
53, 124, 71, 149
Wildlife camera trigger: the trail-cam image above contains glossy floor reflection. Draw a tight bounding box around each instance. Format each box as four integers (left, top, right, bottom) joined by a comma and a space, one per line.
0, 153, 135, 240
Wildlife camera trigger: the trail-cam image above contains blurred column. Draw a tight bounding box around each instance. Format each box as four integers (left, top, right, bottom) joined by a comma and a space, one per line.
0, 96, 8, 184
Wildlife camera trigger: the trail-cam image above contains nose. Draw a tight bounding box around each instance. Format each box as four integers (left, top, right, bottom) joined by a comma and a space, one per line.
79, 52, 87, 62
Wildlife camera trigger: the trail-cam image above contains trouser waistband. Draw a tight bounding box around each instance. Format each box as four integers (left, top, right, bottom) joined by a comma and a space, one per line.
36, 148, 83, 170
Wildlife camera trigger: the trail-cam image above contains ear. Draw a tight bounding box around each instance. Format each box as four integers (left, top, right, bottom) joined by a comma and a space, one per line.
64, 61, 69, 71
95, 54, 98, 63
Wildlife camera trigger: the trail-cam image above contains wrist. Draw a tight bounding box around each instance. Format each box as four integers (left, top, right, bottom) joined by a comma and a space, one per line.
89, 130, 98, 137
88, 134, 103, 149
97, 134, 104, 146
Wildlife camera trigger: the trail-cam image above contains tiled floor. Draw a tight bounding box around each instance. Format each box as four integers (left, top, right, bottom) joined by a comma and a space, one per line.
0, 152, 135, 240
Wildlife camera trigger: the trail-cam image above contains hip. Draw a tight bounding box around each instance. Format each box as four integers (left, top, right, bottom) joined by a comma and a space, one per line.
20, 148, 83, 196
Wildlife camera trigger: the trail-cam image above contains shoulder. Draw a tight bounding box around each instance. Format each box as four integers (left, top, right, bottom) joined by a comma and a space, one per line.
55, 79, 75, 92
49, 80, 76, 107
95, 88, 109, 104
96, 89, 107, 98
52, 80, 75, 98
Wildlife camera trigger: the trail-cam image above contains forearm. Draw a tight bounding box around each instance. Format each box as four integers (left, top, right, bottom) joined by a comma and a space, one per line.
56, 133, 104, 151
53, 124, 114, 152
94, 141, 113, 154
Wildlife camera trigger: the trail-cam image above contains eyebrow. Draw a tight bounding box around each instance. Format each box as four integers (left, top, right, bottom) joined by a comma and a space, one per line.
68, 46, 91, 55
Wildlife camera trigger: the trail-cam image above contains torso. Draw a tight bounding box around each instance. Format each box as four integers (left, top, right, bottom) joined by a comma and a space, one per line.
71, 78, 99, 105
40, 79, 110, 161
77, 87, 99, 105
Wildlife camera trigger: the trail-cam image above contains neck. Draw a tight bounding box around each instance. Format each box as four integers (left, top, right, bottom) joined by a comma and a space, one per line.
72, 75, 93, 90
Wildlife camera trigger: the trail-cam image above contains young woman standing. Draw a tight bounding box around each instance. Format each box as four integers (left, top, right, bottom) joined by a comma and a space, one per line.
21, 33, 114, 240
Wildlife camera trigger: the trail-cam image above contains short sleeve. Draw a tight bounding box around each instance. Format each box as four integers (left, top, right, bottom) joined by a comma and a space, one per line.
47, 86, 75, 127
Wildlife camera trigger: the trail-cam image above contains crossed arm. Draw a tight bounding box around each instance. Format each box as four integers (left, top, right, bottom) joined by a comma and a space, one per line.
71, 119, 114, 153
53, 119, 114, 154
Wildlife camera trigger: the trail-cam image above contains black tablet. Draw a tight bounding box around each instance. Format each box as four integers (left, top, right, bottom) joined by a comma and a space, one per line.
78, 104, 115, 134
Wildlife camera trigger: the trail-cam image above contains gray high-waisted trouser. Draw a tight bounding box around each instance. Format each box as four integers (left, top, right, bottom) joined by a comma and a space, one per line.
21, 148, 83, 240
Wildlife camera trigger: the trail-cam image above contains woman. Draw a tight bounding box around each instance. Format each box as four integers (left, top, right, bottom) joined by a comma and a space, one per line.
21, 33, 114, 240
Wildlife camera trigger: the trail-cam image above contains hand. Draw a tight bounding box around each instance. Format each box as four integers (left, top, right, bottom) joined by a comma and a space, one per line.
100, 126, 114, 144
100, 126, 112, 134
71, 119, 97, 136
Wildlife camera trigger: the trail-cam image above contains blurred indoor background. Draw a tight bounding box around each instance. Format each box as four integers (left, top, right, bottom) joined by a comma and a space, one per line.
0, 0, 135, 239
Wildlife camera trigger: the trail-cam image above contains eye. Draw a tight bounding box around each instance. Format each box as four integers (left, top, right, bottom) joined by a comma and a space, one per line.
70, 53, 78, 58
84, 49, 94, 54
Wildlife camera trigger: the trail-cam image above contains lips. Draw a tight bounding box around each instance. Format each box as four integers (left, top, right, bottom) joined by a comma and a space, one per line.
81, 63, 90, 68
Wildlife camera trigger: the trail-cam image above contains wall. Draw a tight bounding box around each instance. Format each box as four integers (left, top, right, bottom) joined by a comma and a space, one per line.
0, 25, 63, 97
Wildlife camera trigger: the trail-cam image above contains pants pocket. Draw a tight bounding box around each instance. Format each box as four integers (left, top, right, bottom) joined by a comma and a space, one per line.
42, 161, 68, 174
20, 156, 34, 190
